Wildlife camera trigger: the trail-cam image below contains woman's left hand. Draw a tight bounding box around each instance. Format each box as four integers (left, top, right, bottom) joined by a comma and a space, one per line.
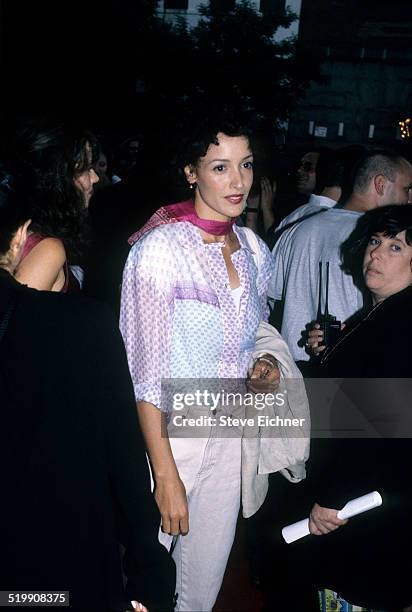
247, 354, 280, 393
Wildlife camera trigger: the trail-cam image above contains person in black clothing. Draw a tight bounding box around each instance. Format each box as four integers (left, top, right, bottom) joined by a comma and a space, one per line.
0, 174, 175, 611
259, 205, 412, 611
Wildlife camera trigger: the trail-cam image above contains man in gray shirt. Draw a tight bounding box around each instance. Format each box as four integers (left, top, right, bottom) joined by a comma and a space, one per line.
269, 151, 412, 364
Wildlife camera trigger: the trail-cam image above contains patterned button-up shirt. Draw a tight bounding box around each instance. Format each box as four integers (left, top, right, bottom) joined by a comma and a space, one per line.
120, 222, 273, 411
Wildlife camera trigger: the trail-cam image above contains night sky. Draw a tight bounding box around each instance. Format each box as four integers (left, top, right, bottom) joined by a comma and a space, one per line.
1, 1, 140, 125
2, 0, 412, 153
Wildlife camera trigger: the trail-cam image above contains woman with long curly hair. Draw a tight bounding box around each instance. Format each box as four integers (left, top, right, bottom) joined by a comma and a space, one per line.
12, 122, 99, 291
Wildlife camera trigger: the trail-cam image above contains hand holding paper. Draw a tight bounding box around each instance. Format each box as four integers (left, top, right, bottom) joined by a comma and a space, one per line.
282, 491, 383, 544
309, 503, 347, 536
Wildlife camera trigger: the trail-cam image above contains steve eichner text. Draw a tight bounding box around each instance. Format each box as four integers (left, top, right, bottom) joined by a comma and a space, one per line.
172, 390, 286, 411
172, 415, 306, 427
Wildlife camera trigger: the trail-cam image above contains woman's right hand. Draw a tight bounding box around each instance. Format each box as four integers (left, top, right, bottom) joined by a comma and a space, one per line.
155, 475, 189, 536
309, 502, 347, 535
307, 323, 326, 356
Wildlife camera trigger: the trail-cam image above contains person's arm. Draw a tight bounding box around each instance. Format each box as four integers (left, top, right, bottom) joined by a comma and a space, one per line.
15, 237, 66, 291
119, 235, 189, 537
137, 401, 189, 536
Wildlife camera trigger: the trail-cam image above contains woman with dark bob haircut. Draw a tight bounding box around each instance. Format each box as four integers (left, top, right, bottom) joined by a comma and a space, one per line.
119, 113, 286, 611
11, 122, 100, 291
309, 203, 412, 374
261, 205, 412, 611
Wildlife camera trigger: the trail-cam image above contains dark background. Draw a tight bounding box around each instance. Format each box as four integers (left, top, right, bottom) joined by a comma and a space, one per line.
2, 0, 412, 200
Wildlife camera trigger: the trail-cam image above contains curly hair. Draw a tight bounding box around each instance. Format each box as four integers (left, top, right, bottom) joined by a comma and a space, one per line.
12, 122, 100, 259
175, 108, 255, 173
341, 204, 412, 288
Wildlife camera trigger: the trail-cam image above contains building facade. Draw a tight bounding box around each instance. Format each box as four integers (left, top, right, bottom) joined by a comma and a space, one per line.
288, 0, 412, 149
156, 0, 302, 41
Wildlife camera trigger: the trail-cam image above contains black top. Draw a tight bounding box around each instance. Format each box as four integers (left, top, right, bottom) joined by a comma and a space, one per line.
321, 284, 412, 378
0, 270, 175, 612
305, 285, 412, 508
286, 286, 412, 608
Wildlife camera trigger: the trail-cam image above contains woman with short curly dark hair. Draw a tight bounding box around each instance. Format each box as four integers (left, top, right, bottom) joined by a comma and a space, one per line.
12, 122, 100, 291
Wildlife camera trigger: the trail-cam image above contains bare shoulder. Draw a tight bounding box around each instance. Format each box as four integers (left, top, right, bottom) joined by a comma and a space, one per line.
30, 236, 66, 259
16, 237, 67, 291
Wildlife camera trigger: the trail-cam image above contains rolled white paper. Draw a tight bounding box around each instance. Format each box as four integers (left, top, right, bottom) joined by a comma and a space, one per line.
336, 490, 382, 520
282, 518, 310, 544
282, 491, 383, 544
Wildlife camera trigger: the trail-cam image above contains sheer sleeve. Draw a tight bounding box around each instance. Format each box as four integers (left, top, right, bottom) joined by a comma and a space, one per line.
120, 232, 175, 412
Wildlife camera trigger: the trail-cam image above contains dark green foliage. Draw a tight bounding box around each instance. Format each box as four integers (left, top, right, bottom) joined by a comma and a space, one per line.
136, 1, 320, 142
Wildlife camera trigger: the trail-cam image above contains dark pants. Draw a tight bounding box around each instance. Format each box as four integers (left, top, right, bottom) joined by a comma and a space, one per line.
245, 473, 319, 611
246, 472, 412, 611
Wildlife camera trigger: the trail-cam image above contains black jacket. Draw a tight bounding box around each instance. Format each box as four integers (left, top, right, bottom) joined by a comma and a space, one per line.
0, 270, 175, 612
321, 284, 412, 378
296, 286, 412, 607
310, 285, 412, 507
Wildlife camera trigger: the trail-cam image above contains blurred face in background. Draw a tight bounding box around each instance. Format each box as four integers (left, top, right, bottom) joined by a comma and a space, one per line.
128, 139, 140, 165
73, 142, 99, 207
94, 152, 108, 178
296, 151, 319, 195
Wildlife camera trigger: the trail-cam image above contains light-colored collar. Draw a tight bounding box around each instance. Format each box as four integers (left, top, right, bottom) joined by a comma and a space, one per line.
308, 193, 337, 208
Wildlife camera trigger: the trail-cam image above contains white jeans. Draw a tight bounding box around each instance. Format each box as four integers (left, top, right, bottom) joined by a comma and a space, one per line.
159, 431, 241, 611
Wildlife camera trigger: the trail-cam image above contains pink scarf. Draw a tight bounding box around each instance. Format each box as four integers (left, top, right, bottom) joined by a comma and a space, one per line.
128, 200, 235, 245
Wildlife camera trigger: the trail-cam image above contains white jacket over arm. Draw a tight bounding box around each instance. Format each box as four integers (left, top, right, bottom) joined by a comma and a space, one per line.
242, 321, 310, 518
